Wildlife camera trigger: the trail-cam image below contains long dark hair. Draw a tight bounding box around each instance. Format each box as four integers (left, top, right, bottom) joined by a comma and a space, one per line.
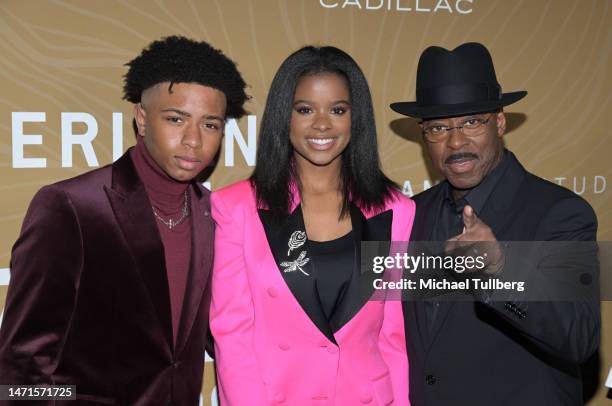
251, 46, 397, 219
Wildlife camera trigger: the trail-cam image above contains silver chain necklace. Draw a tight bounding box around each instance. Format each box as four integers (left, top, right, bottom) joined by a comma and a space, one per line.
151, 190, 190, 230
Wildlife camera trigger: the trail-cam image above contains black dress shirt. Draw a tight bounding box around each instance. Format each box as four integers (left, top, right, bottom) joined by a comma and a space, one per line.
426, 150, 512, 328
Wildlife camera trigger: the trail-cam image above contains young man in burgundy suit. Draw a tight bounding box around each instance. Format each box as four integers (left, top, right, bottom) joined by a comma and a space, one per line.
0, 36, 248, 405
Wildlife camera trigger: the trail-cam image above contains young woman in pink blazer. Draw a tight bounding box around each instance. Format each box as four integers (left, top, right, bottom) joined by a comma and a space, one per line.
210, 46, 415, 406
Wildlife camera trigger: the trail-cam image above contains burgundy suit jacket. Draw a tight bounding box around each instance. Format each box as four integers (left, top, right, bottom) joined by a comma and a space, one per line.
0, 151, 214, 405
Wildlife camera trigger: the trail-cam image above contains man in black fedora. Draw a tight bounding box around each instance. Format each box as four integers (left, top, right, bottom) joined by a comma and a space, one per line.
391, 42, 599, 405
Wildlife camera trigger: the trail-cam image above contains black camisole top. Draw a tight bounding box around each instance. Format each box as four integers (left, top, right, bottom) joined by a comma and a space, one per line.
308, 231, 354, 323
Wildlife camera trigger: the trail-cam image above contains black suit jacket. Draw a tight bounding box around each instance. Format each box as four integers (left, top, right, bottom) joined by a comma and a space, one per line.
0, 151, 214, 405
404, 151, 599, 406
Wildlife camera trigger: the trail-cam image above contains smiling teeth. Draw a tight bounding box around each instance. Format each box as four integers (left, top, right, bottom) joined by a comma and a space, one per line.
309, 138, 333, 145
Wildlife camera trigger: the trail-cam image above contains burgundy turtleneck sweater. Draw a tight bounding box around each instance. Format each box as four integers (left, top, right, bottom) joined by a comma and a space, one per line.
131, 139, 191, 346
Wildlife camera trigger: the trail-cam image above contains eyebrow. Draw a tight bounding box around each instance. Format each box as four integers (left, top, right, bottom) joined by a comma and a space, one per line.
293, 99, 351, 105
204, 115, 226, 123
160, 108, 225, 122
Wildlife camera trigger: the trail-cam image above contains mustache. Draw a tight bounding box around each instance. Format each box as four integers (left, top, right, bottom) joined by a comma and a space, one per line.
445, 152, 479, 164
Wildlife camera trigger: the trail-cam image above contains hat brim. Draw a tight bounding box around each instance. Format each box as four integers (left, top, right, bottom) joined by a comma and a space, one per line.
390, 91, 527, 119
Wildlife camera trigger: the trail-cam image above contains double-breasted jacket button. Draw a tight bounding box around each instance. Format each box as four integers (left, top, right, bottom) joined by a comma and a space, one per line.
278, 342, 290, 351
426, 374, 437, 385
267, 287, 278, 298
326, 345, 338, 355
274, 393, 286, 403
359, 393, 373, 403
312, 395, 328, 401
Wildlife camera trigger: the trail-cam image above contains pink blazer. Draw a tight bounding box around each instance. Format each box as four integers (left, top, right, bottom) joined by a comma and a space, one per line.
210, 180, 414, 406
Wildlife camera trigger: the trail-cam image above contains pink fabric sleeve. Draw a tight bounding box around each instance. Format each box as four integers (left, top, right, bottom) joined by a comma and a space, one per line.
209, 191, 268, 406
378, 299, 410, 406
378, 195, 414, 406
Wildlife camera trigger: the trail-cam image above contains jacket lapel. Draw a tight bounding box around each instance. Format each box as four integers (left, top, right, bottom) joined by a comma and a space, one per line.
259, 202, 394, 342
258, 206, 334, 343
409, 186, 445, 349
424, 186, 459, 349
480, 152, 526, 236
104, 152, 173, 346
329, 205, 392, 333
175, 185, 214, 354
411, 191, 440, 242
425, 154, 527, 349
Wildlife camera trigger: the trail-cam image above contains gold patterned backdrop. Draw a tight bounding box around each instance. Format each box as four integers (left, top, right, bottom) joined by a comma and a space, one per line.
0, 1, 610, 404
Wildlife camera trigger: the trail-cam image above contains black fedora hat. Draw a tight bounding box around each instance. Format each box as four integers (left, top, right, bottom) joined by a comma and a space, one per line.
390, 42, 527, 119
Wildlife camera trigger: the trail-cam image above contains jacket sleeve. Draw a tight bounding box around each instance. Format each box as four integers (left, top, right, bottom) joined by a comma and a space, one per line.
0, 185, 82, 387
379, 299, 410, 406
209, 192, 268, 405
484, 196, 600, 363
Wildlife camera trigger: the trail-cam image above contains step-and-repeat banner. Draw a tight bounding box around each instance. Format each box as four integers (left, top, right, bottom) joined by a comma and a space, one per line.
1, 1, 610, 404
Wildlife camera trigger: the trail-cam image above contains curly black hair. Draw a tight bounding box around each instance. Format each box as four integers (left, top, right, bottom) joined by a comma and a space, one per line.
123, 35, 248, 118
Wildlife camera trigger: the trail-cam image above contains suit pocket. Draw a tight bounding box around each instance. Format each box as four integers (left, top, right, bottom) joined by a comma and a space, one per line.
372, 373, 394, 406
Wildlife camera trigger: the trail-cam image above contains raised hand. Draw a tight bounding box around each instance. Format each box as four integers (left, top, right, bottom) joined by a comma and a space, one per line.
446, 205, 504, 274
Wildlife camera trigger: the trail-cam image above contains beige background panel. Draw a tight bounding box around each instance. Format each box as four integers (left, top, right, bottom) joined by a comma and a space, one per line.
0, 1, 610, 405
